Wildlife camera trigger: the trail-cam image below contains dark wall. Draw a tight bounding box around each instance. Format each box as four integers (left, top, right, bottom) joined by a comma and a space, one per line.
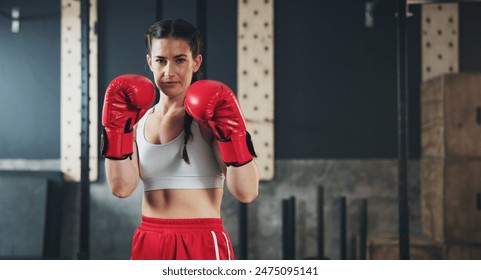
97, 0, 157, 139
459, 3, 481, 72
0, 0, 480, 160
97, 0, 158, 94
0, 0, 60, 159
204, 0, 237, 88
275, 0, 421, 159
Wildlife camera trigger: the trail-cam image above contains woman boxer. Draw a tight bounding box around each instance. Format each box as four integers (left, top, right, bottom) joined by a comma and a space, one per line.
101, 18, 259, 260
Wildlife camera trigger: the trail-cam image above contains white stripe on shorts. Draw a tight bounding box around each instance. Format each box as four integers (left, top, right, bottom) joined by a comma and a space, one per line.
211, 231, 220, 260
222, 232, 231, 260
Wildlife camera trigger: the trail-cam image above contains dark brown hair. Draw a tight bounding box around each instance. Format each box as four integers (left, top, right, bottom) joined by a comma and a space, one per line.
145, 19, 204, 164
145, 18, 203, 82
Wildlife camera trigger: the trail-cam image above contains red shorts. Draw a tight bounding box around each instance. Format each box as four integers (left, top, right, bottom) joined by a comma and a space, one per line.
131, 216, 234, 260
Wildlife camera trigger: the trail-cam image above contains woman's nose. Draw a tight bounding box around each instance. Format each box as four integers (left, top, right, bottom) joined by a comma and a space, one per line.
163, 62, 174, 77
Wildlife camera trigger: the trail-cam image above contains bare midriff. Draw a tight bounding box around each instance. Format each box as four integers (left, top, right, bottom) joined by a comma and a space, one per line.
142, 188, 224, 219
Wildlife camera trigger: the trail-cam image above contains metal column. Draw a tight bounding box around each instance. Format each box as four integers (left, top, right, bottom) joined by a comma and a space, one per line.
359, 199, 368, 260
317, 186, 325, 259
78, 0, 90, 260
282, 197, 296, 260
339, 196, 347, 260
396, 0, 411, 260
239, 203, 249, 260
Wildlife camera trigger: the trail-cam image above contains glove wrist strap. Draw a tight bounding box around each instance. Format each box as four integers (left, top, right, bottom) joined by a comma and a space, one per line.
101, 128, 133, 160
217, 131, 256, 167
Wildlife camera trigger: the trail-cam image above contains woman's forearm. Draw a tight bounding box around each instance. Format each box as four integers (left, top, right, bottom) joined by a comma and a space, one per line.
105, 158, 139, 198
226, 160, 259, 203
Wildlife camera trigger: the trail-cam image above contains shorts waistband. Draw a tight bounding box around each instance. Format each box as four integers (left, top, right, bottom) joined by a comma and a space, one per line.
139, 216, 225, 232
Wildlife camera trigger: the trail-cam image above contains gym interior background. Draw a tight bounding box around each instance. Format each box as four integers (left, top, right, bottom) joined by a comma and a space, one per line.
1, 0, 481, 260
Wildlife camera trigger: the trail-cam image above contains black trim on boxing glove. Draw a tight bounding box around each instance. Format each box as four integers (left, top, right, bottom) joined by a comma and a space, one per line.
100, 128, 131, 160
245, 131, 257, 158
100, 128, 108, 157
224, 131, 257, 167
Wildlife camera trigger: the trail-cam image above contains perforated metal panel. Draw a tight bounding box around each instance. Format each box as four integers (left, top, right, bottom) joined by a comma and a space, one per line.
61, 0, 98, 182
238, 0, 275, 180
422, 4, 458, 81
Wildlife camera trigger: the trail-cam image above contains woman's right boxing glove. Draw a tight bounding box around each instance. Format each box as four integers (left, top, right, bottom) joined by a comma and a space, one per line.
101, 74, 156, 160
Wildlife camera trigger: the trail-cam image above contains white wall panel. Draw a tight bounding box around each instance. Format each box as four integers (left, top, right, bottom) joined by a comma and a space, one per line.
61, 0, 98, 182
238, 0, 275, 180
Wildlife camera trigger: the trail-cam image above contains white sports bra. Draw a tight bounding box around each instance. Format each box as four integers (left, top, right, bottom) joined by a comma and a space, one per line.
136, 108, 225, 191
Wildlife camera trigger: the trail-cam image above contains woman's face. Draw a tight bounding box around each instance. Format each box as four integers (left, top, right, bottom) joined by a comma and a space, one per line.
147, 38, 202, 99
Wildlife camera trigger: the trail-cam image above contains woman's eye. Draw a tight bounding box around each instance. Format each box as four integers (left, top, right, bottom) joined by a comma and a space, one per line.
176, 58, 186, 63
156, 59, 167, 65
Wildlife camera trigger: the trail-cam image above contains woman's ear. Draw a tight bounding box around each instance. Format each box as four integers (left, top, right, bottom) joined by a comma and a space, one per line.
146, 54, 153, 72
193, 54, 203, 73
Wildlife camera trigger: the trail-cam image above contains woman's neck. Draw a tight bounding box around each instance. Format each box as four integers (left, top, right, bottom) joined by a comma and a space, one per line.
154, 95, 185, 116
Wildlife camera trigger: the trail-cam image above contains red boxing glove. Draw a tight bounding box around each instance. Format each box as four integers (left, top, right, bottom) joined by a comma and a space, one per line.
185, 80, 256, 167
101, 74, 156, 160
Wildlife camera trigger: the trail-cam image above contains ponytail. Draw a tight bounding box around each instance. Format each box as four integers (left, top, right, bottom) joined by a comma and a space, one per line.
180, 113, 193, 164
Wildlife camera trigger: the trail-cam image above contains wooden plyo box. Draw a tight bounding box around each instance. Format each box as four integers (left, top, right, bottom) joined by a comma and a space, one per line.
443, 244, 481, 260
367, 235, 481, 260
367, 235, 442, 260
421, 157, 481, 244
421, 73, 481, 158
421, 73, 481, 245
